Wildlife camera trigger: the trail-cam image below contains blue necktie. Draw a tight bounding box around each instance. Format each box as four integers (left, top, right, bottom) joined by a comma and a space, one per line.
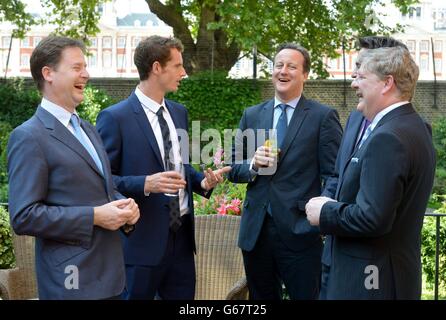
70, 114, 104, 175
276, 104, 289, 148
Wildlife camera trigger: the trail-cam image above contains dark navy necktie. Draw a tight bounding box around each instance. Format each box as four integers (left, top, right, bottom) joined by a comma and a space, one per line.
276, 104, 289, 148
156, 106, 181, 232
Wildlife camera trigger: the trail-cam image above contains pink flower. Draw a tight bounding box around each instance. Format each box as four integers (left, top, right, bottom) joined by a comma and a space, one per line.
230, 198, 241, 207
213, 148, 224, 168
216, 203, 227, 215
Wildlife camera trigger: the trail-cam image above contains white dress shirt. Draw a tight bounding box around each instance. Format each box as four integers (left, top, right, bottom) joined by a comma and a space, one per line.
135, 87, 189, 216
40, 97, 99, 158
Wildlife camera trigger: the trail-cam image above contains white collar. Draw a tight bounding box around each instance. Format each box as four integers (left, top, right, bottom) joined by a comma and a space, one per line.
41, 97, 78, 127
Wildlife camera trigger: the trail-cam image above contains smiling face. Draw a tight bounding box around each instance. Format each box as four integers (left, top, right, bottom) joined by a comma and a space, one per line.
350, 68, 385, 120
42, 46, 89, 112
272, 48, 308, 102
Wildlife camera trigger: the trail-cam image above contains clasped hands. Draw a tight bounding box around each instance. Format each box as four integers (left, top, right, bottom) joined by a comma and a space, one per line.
305, 196, 336, 226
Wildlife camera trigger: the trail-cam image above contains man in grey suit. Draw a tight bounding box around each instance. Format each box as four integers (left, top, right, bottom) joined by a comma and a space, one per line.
228, 43, 342, 299
306, 46, 435, 299
7, 36, 140, 299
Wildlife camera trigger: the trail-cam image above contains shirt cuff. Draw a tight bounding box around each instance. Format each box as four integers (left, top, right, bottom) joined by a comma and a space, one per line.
249, 158, 259, 178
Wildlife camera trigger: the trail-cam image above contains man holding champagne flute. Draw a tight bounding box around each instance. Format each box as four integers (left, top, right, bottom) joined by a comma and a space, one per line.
228, 43, 342, 299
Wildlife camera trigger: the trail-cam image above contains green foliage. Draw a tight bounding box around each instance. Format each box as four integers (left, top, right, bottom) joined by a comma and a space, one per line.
42, 0, 103, 43
0, 81, 115, 203
167, 71, 262, 133
2, 1, 417, 75
0, 0, 35, 38
0, 121, 12, 202
0, 205, 15, 269
208, 0, 417, 77
0, 79, 40, 129
432, 117, 446, 196
421, 207, 446, 296
77, 86, 116, 125
1, 0, 103, 42
194, 180, 247, 216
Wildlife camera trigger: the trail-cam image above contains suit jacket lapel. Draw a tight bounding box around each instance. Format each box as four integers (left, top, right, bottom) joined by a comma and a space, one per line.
278, 96, 309, 163
36, 106, 103, 177
81, 121, 107, 178
261, 100, 275, 133
337, 103, 415, 198
338, 112, 364, 186
130, 93, 164, 168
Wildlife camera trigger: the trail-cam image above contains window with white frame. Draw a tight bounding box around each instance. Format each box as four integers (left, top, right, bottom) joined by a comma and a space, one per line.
420, 40, 429, 52
89, 38, 97, 48
1, 36, 11, 48
102, 36, 112, 49
420, 55, 429, 72
117, 36, 126, 48
103, 51, 112, 68
406, 40, 416, 52
132, 37, 141, 48
20, 54, 30, 67
434, 40, 442, 53
88, 52, 97, 68
21, 37, 31, 48
117, 53, 126, 69
434, 58, 442, 72
33, 37, 42, 47
1, 51, 8, 69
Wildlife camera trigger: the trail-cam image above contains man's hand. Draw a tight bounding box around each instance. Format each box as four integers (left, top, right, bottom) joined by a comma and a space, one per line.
118, 198, 140, 225
201, 166, 232, 191
94, 198, 140, 230
305, 196, 336, 226
144, 171, 186, 194
253, 146, 277, 170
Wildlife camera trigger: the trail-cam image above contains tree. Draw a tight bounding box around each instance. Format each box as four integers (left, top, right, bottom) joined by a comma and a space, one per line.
0, 0, 35, 38
1, 0, 418, 77
146, 0, 418, 77
0, 0, 101, 41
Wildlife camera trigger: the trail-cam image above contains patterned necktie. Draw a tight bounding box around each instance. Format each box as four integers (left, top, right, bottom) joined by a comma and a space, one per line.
70, 114, 103, 175
276, 104, 289, 148
358, 119, 372, 149
156, 106, 182, 232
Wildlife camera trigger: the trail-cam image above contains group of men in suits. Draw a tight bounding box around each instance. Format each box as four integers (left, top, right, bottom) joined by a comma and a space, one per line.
7, 33, 435, 300
7, 35, 229, 300
229, 36, 435, 300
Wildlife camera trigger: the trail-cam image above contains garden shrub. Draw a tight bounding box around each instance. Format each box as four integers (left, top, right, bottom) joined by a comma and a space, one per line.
0, 205, 15, 269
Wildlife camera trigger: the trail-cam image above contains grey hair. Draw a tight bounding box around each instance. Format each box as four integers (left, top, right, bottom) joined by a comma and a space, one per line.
358, 46, 419, 101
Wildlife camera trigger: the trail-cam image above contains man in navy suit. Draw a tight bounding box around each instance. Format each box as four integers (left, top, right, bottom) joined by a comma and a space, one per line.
227, 43, 342, 299
306, 46, 435, 299
317, 36, 410, 300
96, 35, 230, 300
7, 36, 140, 299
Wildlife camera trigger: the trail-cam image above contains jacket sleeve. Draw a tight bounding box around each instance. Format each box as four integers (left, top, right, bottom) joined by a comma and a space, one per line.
320, 131, 407, 237
7, 127, 94, 247
319, 109, 343, 197
96, 109, 146, 198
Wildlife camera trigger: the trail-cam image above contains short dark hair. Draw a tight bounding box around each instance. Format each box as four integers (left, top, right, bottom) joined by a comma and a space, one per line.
275, 43, 311, 74
30, 36, 86, 92
134, 35, 184, 81
358, 36, 408, 50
